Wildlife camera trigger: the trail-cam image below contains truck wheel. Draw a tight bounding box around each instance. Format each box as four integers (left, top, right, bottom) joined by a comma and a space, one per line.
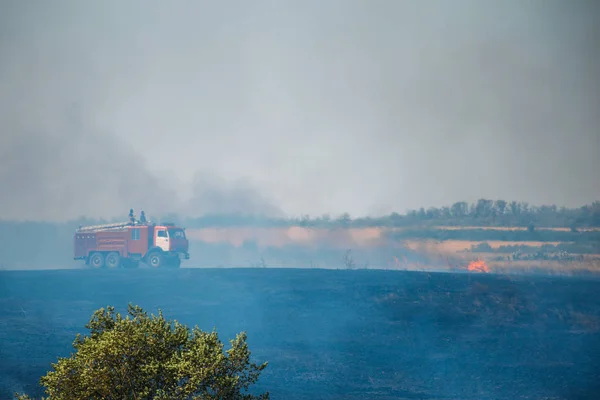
105, 252, 121, 268
147, 252, 163, 268
89, 252, 104, 268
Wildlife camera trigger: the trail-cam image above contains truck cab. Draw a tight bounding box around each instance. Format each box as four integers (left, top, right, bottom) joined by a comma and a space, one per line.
145, 224, 190, 267
154, 225, 188, 253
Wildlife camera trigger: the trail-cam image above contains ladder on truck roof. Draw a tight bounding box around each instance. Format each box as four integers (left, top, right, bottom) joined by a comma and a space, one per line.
76, 221, 136, 233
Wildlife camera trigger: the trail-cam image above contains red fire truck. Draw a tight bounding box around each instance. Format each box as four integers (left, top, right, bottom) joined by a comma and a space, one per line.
73, 210, 190, 268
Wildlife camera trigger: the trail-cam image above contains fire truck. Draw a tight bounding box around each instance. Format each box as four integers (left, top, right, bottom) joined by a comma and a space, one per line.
73, 210, 190, 268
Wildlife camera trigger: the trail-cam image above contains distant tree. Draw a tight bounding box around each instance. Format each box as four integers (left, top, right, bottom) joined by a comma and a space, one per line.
450, 202, 468, 219
313, 213, 331, 228
337, 212, 351, 227
591, 201, 600, 227
494, 200, 507, 216
343, 249, 356, 269
388, 212, 403, 226
426, 207, 441, 219
16, 304, 269, 400
299, 214, 311, 227
510, 201, 520, 220
440, 206, 451, 219
474, 199, 494, 219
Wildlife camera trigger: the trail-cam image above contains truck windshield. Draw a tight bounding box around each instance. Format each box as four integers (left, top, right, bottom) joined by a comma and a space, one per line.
168, 228, 186, 239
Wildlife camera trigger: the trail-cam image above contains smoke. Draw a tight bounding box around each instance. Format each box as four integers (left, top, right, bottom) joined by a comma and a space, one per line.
0, 101, 279, 221
1, 0, 599, 221
0, 104, 174, 221
183, 172, 284, 218
0, 1, 282, 222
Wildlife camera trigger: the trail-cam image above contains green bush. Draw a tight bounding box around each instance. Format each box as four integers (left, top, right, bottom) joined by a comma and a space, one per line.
16, 304, 269, 400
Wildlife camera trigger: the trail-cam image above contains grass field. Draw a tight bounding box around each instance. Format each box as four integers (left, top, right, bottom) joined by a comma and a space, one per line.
182, 226, 599, 275
1, 268, 600, 399
433, 226, 600, 232
402, 240, 566, 253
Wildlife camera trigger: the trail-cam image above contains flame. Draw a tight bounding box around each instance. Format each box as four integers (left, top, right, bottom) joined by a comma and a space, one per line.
467, 259, 490, 273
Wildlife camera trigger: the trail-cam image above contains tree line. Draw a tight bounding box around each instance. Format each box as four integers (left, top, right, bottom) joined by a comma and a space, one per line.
181, 199, 600, 229
1, 199, 599, 230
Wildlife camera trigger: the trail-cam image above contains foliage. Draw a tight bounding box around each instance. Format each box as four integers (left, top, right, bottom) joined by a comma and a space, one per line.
15, 304, 269, 400
1, 200, 599, 231
181, 199, 600, 228
386, 227, 600, 243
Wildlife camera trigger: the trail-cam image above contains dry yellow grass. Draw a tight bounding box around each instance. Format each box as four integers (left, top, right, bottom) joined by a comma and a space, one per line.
385, 256, 600, 275
402, 240, 565, 253
490, 259, 600, 274
434, 226, 600, 232
382, 257, 600, 275
435, 226, 530, 231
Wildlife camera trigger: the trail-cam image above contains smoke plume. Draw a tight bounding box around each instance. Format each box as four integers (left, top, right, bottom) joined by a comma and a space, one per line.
1, 1, 599, 221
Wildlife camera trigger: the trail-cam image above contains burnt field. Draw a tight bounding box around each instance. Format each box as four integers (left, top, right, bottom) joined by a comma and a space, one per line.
1, 268, 600, 399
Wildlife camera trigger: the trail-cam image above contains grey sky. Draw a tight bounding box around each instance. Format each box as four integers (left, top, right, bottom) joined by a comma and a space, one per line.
1, 0, 598, 221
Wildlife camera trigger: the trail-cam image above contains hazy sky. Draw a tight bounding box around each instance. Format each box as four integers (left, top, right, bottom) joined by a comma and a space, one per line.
1, 0, 598, 221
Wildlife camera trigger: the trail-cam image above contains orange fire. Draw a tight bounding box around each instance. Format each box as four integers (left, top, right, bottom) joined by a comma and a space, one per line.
467, 259, 490, 273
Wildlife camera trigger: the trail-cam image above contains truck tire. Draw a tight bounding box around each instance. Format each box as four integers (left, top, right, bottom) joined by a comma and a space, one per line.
147, 252, 163, 268
89, 252, 104, 268
105, 252, 121, 268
